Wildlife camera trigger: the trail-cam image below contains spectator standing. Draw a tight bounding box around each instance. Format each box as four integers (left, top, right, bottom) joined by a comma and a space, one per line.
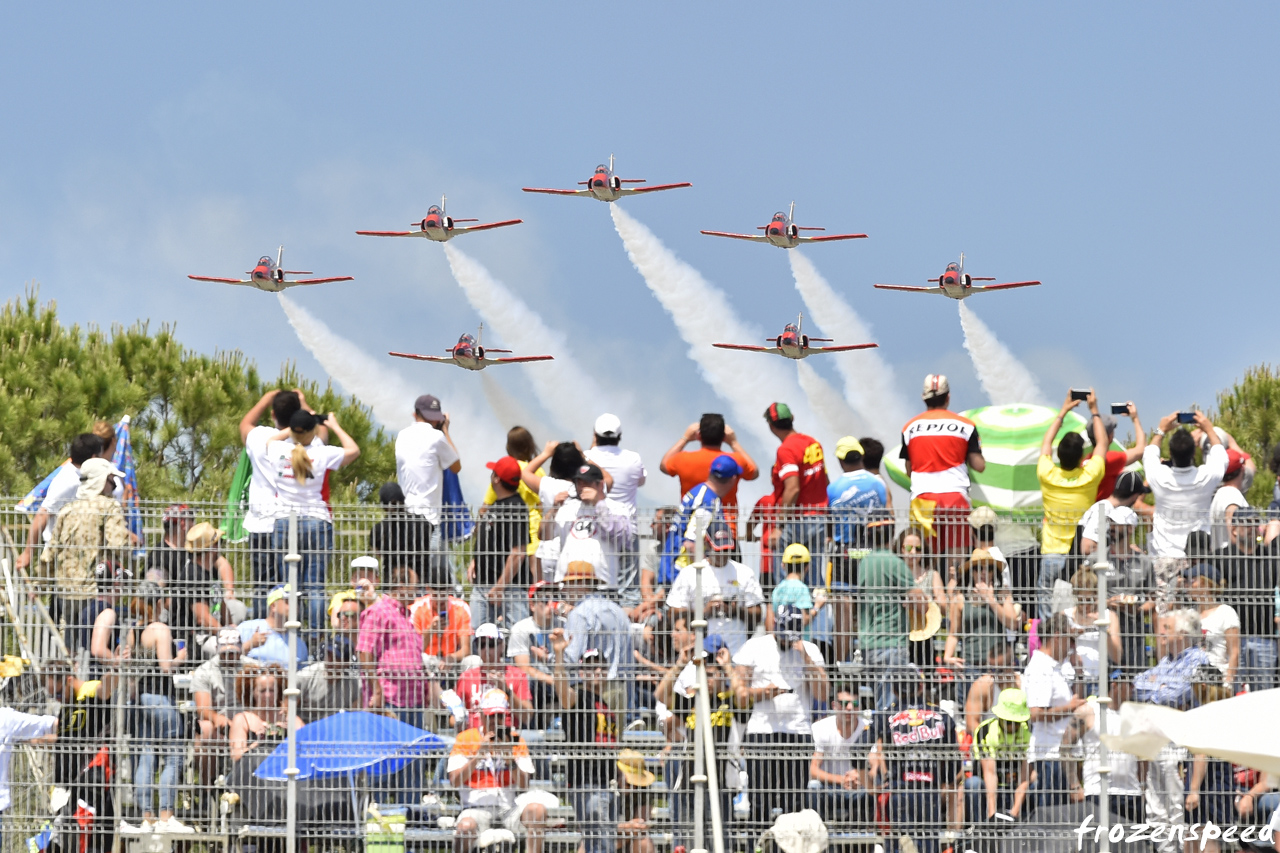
469, 456, 531, 629
585, 414, 645, 608
481, 427, 545, 565
44, 659, 117, 853
548, 463, 636, 589
1092, 402, 1146, 500
859, 437, 894, 511
266, 410, 360, 640
456, 623, 533, 728
193, 628, 242, 787
1209, 449, 1252, 550
395, 394, 461, 533
808, 686, 873, 827
169, 522, 236, 659
1061, 671, 1143, 824
858, 515, 928, 710
1185, 563, 1239, 688
769, 545, 829, 636
1061, 568, 1121, 695
1079, 471, 1148, 556
16, 432, 103, 571
368, 483, 432, 579
1022, 613, 1081, 814
659, 413, 758, 519
0, 707, 57, 834
1035, 389, 1109, 618
521, 441, 587, 582
1143, 411, 1227, 608
899, 375, 986, 554
447, 690, 553, 853
828, 436, 887, 662
673, 455, 741, 540
965, 688, 1031, 826
666, 522, 764, 655
40, 457, 131, 644
1133, 610, 1212, 853
1219, 507, 1280, 691
1099, 506, 1157, 673
239, 585, 309, 666
763, 402, 830, 578
731, 604, 829, 830
356, 566, 429, 727
895, 530, 945, 670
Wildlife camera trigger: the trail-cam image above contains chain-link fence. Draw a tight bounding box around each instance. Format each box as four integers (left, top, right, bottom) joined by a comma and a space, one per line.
2, 499, 1278, 853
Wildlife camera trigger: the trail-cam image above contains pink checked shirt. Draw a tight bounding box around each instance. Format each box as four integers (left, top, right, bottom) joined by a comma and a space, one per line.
356, 594, 426, 709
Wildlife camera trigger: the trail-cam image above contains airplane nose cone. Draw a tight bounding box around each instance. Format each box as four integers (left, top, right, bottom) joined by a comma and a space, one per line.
768, 227, 782, 235
592, 179, 605, 188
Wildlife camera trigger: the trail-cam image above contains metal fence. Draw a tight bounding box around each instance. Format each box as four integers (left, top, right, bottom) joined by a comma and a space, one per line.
2, 498, 1279, 853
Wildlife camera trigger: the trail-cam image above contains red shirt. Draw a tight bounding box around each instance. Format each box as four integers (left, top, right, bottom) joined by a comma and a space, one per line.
899, 409, 981, 499
456, 665, 532, 728
1095, 450, 1127, 500
771, 432, 829, 512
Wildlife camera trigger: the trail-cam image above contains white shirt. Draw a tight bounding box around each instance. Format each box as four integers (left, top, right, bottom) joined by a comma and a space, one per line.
395, 422, 460, 525
1200, 603, 1240, 675
534, 476, 573, 565
1209, 486, 1249, 551
811, 714, 868, 778
244, 427, 325, 534
1143, 443, 1227, 557
1080, 700, 1141, 796
585, 445, 646, 512
551, 497, 636, 587
445, 748, 536, 811
41, 463, 81, 542
0, 708, 57, 811
665, 560, 764, 654
732, 634, 825, 736
1023, 649, 1076, 760
1063, 606, 1113, 683
265, 439, 346, 521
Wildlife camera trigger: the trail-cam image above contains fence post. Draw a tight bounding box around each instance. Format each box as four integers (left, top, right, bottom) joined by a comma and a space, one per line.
1091, 501, 1113, 852
284, 512, 302, 853
688, 509, 712, 853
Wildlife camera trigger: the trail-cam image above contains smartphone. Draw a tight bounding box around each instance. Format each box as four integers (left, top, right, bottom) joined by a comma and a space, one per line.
1110, 404, 1128, 415
175, 639, 186, 653
1177, 412, 1197, 424
1070, 389, 1090, 401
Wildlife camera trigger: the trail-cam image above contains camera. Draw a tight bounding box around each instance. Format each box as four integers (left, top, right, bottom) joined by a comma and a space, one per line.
1070, 389, 1090, 401
1177, 412, 1197, 424
1110, 404, 1128, 415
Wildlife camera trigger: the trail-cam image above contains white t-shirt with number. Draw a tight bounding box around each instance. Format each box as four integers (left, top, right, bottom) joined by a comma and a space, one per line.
265, 439, 346, 521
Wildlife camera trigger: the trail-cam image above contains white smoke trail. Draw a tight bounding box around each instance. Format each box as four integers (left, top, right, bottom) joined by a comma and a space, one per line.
277, 293, 508, 496
788, 250, 912, 439
610, 204, 817, 452
957, 301, 1048, 405
480, 373, 553, 448
796, 361, 864, 438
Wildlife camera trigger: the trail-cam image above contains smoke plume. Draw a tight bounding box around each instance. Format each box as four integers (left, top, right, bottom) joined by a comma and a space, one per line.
796, 360, 864, 438
957, 301, 1048, 406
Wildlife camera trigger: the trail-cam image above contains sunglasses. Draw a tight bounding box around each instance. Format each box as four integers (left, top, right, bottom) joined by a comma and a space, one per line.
337, 611, 360, 621
903, 545, 923, 553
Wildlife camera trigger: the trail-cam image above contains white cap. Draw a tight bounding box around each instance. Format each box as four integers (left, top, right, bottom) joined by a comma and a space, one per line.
479, 688, 510, 715
1108, 505, 1139, 527
350, 555, 379, 571
922, 374, 950, 401
594, 413, 622, 438
475, 622, 502, 641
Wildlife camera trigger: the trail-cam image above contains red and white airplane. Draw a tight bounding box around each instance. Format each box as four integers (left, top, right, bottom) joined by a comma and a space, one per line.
874, 253, 1040, 301
188, 247, 353, 293
713, 314, 877, 360
355, 195, 522, 242
701, 202, 868, 249
522, 155, 691, 202
389, 326, 554, 372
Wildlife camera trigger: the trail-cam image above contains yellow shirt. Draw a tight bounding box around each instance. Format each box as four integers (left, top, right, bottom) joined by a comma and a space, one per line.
1037, 454, 1106, 554
483, 462, 544, 555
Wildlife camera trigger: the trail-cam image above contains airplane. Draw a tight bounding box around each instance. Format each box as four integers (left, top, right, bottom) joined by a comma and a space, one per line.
188, 247, 353, 293
522, 155, 691, 202
712, 313, 878, 360
701, 202, 868, 249
355, 195, 522, 242
873, 253, 1040, 300
389, 325, 554, 372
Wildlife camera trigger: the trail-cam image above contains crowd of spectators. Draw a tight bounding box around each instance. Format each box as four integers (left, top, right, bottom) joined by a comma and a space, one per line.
11, 376, 1280, 852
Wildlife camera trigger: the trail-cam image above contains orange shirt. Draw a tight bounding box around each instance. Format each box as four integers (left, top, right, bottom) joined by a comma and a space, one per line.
410, 595, 472, 657
664, 448, 758, 510
446, 727, 535, 807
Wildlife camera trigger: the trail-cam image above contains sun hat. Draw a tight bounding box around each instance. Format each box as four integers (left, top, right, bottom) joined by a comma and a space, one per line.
991, 688, 1031, 723
616, 749, 656, 787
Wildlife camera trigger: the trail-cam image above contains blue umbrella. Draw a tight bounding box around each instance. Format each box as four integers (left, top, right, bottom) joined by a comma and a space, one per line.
255, 711, 447, 781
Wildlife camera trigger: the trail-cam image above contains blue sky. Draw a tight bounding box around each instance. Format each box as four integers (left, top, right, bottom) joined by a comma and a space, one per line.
2, 4, 1277, 499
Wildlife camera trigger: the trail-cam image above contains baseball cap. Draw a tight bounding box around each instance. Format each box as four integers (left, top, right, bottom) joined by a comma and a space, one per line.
475, 623, 503, 643
1226, 448, 1251, 479
968, 506, 998, 529
217, 627, 242, 650
414, 394, 445, 424
922, 374, 950, 401
835, 436, 864, 461
162, 503, 194, 526
594, 413, 622, 438
763, 402, 793, 424
267, 585, 290, 608
580, 648, 603, 665
350, 555, 380, 572
774, 603, 805, 633
781, 543, 811, 564
1107, 505, 1139, 527
1184, 563, 1221, 585
573, 462, 605, 482
185, 522, 223, 552
1112, 471, 1151, 499
991, 688, 1031, 723
326, 636, 353, 662
479, 688, 511, 716
528, 580, 554, 600
709, 455, 742, 479
1231, 506, 1263, 527
704, 521, 736, 552
487, 455, 522, 487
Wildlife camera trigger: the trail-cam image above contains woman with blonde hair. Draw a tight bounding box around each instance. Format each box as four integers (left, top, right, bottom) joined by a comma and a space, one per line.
1183, 563, 1239, 690
266, 409, 360, 643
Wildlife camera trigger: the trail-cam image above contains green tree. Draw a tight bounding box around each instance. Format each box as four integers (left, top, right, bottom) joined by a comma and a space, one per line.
1213, 363, 1280, 507
0, 288, 394, 503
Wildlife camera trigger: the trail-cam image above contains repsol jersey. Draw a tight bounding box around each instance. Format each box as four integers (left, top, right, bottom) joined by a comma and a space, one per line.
899, 410, 981, 499
866, 703, 961, 788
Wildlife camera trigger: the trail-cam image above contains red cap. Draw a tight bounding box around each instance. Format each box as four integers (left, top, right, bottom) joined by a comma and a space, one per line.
1226, 448, 1251, 479
528, 580, 554, 600
486, 455, 522, 487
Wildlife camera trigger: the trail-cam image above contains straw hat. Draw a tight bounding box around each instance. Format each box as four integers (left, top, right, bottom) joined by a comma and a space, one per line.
616, 749, 656, 787
908, 600, 942, 642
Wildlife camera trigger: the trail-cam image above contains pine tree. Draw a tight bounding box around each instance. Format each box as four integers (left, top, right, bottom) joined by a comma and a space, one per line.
0, 288, 394, 503
1213, 363, 1280, 507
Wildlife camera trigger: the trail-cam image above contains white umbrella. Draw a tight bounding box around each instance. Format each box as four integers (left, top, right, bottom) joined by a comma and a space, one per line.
1101, 689, 1280, 773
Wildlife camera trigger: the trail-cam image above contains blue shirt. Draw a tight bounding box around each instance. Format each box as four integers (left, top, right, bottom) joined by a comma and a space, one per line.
564, 594, 633, 682
676, 483, 725, 539
239, 619, 309, 667
772, 577, 814, 612
1133, 646, 1212, 708
827, 470, 887, 545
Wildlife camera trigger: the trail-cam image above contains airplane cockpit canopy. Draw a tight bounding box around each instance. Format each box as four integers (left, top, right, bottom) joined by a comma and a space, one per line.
426, 206, 442, 216
257, 256, 274, 267
457, 333, 476, 346
772, 212, 788, 221
783, 324, 799, 334
945, 262, 960, 272
595, 164, 609, 173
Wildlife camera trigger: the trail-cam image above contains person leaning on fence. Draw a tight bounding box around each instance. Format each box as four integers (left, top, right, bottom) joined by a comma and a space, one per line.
193, 627, 243, 788
964, 688, 1031, 826
1219, 506, 1280, 692
808, 684, 873, 828
858, 512, 929, 710
39, 457, 131, 645
447, 689, 556, 853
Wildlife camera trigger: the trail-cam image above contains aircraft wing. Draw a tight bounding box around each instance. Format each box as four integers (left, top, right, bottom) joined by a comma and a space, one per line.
798, 232, 869, 243
700, 230, 769, 243
522, 187, 591, 196
873, 284, 946, 295
484, 355, 556, 366
712, 343, 783, 355
389, 351, 458, 365
619, 182, 693, 195
971, 280, 1041, 293
285, 276, 355, 286
809, 343, 880, 354
355, 229, 419, 237
188, 275, 253, 286
455, 219, 524, 234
